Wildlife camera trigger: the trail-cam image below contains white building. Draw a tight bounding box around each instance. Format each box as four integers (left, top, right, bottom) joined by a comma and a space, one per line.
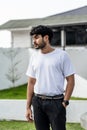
0, 6, 87, 49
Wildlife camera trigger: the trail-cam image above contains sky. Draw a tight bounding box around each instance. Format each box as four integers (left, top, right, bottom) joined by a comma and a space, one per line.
0, 0, 87, 47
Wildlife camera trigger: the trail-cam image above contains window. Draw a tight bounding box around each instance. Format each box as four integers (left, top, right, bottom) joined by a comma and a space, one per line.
51, 31, 61, 46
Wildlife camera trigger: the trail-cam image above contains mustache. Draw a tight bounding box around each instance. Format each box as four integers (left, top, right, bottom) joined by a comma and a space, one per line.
32, 42, 37, 45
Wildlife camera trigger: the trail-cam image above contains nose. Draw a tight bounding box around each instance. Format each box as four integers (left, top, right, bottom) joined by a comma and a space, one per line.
33, 38, 36, 43
32, 39, 36, 45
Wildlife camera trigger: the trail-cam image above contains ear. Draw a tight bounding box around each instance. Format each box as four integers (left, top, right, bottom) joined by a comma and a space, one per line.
44, 35, 49, 41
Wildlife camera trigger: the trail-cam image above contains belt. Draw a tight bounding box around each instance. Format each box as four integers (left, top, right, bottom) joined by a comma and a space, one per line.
34, 93, 64, 100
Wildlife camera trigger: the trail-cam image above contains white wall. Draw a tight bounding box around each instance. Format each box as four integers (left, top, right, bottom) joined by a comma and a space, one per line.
0, 100, 26, 121
66, 47, 87, 79
0, 100, 87, 123
12, 30, 31, 48
0, 48, 34, 90
67, 100, 87, 123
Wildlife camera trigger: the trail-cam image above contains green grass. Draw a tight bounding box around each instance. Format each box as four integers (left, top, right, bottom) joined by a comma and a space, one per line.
0, 83, 87, 100
71, 96, 87, 100
0, 121, 35, 130
0, 84, 27, 99
66, 123, 84, 130
0, 121, 84, 130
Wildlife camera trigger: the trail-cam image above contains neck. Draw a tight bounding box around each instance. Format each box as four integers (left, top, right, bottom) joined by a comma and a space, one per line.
41, 44, 54, 54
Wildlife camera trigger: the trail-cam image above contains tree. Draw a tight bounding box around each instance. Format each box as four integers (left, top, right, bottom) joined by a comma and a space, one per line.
2, 48, 23, 87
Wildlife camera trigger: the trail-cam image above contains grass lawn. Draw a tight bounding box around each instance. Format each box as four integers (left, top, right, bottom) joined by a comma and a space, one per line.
0, 84, 87, 100
0, 84, 27, 99
0, 121, 84, 130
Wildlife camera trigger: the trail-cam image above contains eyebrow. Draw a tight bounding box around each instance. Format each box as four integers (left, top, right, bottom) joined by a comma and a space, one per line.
33, 34, 40, 38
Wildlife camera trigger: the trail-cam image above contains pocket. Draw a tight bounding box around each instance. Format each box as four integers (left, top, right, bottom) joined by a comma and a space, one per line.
54, 100, 64, 112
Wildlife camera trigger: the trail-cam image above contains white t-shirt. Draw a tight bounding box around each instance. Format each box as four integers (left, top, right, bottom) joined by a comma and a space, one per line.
26, 48, 75, 96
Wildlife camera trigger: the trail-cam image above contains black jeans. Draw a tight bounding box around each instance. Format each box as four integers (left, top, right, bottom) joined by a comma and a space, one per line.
32, 95, 66, 130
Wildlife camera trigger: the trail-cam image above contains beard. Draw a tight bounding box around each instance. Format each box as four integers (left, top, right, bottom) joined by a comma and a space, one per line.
34, 40, 46, 49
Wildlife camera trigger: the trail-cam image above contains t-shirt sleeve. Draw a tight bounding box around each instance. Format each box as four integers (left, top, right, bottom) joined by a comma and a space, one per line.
26, 55, 36, 78
61, 51, 75, 77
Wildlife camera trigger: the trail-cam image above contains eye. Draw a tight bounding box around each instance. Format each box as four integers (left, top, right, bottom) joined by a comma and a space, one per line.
35, 36, 39, 39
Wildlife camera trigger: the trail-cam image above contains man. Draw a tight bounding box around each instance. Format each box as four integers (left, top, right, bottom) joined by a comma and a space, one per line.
26, 25, 75, 130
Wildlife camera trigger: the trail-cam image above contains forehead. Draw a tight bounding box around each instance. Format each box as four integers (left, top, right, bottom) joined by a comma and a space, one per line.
32, 34, 41, 39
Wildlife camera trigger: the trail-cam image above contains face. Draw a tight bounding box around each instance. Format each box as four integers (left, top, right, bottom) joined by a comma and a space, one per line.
32, 34, 46, 49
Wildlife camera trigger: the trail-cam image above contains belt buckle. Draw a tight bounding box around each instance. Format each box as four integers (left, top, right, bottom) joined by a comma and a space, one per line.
41, 95, 47, 99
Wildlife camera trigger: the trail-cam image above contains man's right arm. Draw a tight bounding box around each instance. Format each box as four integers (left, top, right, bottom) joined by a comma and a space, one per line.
26, 77, 36, 122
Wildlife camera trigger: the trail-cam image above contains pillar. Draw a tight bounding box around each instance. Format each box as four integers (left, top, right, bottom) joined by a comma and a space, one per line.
61, 29, 66, 50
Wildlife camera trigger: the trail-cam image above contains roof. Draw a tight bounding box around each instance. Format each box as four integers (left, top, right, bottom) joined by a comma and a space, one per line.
48, 5, 87, 17
43, 15, 87, 26
43, 6, 87, 27
0, 6, 87, 30
0, 18, 42, 30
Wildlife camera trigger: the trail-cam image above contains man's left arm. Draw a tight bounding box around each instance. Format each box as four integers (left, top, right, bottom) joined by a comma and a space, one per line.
63, 74, 75, 107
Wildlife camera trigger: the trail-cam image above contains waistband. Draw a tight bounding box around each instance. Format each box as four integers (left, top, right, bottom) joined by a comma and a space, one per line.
34, 93, 64, 100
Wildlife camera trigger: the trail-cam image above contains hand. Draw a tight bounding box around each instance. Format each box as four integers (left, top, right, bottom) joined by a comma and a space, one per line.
26, 108, 33, 122
62, 100, 69, 108
62, 102, 67, 108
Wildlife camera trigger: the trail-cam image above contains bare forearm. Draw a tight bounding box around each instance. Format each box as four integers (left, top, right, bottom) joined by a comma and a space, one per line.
64, 75, 75, 100
26, 78, 36, 109
26, 84, 34, 109
64, 83, 74, 100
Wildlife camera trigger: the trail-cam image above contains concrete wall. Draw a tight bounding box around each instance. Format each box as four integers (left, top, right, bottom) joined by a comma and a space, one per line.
0, 100, 26, 121
67, 100, 87, 123
0, 48, 33, 90
12, 30, 31, 48
66, 47, 87, 79
0, 100, 87, 123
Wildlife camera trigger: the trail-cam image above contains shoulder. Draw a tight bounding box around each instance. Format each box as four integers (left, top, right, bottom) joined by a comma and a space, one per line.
56, 49, 71, 62
56, 48, 68, 56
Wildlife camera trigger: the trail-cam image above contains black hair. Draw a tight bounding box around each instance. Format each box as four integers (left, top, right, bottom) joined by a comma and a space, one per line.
30, 25, 53, 42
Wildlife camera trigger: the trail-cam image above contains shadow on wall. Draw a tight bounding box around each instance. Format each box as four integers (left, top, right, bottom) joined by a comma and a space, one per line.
0, 48, 36, 90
